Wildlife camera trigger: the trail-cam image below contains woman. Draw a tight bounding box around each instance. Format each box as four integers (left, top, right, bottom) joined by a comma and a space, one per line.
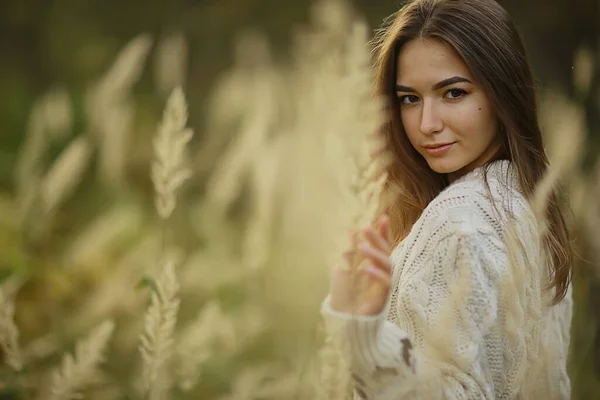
320, 0, 573, 399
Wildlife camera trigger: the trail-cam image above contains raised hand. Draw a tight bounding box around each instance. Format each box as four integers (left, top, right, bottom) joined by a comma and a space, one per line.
328, 214, 393, 316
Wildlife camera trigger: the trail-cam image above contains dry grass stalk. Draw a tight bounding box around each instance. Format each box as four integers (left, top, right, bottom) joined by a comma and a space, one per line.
63, 205, 143, 266
421, 249, 474, 369
44, 320, 115, 400
151, 86, 194, 220
14, 86, 72, 223
86, 34, 152, 188
139, 258, 180, 399
203, 35, 280, 218
98, 34, 152, 97
86, 34, 152, 135
70, 230, 162, 333
327, 22, 392, 261
137, 85, 192, 398
241, 134, 287, 272
18, 98, 43, 167
501, 220, 542, 396
41, 135, 93, 213
533, 89, 585, 235
173, 299, 266, 392
573, 46, 594, 97
15, 87, 70, 177
288, 2, 392, 267
196, 31, 279, 179
0, 287, 22, 371
174, 301, 235, 391
23, 334, 58, 365
0, 275, 26, 302
314, 332, 352, 400
273, 1, 394, 398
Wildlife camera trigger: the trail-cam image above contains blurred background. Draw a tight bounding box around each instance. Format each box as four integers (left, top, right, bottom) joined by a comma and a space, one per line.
1, 0, 598, 161
0, 0, 598, 399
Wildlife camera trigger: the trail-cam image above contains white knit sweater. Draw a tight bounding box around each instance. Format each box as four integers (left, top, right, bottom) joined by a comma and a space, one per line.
321, 159, 572, 399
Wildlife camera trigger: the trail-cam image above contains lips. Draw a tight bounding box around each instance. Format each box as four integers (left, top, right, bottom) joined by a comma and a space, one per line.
423, 142, 455, 156
423, 142, 455, 149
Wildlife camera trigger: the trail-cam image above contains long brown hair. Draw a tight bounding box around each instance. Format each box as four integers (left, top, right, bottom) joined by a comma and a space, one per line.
372, 0, 572, 304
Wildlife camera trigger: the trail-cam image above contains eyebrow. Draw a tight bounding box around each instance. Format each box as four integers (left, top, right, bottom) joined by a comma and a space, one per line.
395, 76, 472, 93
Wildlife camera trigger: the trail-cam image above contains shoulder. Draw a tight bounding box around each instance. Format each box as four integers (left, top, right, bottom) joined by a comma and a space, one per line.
418, 180, 497, 241
400, 161, 539, 259
417, 173, 533, 247
416, 188, 512, 283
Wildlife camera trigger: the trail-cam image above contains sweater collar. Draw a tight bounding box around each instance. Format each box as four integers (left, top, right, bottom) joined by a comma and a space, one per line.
449, 159, 521, 193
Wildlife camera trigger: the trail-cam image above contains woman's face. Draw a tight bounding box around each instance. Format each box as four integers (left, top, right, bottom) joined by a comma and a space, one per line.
396, 38, 500, 182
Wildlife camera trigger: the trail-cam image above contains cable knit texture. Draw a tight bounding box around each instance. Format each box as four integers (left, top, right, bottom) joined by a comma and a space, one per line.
321, 159, 572, 399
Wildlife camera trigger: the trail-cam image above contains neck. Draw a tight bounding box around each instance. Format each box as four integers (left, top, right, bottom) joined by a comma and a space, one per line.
447, 143, 505, 183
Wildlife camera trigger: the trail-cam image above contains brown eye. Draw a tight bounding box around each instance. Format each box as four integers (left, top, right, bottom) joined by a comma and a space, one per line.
444, 89, 467, 100
399, 95, 420, 104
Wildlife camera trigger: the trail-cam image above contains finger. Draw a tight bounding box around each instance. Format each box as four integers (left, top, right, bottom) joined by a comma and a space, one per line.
363, 226, 390, 253
361, 263, 391, 286
340, 231, 362, 269
358, 244, 392, 273
378, 214, 392, 244
332, 264, 361, 289
341, 248, 357, 268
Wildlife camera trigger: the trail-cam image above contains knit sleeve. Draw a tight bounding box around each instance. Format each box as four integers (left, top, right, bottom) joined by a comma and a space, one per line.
320, 229, 504, 399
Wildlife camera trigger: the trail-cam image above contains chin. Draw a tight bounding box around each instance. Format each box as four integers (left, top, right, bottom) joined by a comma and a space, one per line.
424, 158, 462, 174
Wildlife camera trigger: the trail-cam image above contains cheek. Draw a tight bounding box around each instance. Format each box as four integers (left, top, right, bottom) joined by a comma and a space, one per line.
450, 100, 497, 143
400, 110, 421, 146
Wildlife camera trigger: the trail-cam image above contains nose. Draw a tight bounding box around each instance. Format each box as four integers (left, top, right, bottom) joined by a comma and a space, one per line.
419, 99, 443, 135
